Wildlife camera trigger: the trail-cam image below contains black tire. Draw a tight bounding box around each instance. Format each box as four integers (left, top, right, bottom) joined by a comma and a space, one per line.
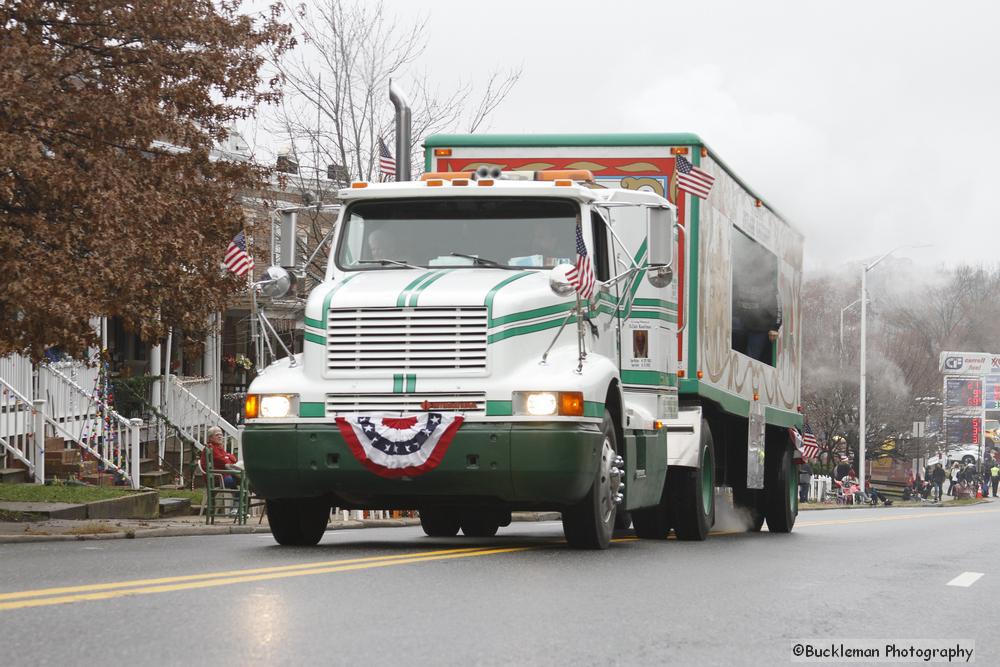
459, 513, 500, 537
732, 487, 766, 532
562, 410, 620, 549
962, 455, 976, 465
670, 419, 716, 541
631, 484, 671, 539
266, 498, 330, 546
764, 443, 797, 533
420, 508, 460, 537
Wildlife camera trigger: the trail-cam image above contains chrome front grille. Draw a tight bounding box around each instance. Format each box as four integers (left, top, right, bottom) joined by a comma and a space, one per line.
326, 307, 488, 372
325, 392, 487, 414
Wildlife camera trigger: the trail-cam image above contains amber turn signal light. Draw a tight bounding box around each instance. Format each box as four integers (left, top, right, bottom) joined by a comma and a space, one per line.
559, 392, 584, 417
245, 394, 259, 419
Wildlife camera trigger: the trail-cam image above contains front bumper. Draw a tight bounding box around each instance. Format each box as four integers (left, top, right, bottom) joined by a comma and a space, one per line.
242, 421, 603, 510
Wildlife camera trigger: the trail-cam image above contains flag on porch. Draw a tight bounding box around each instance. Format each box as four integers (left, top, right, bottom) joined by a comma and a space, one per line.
377, 136, 396, 178
224, 230, 254, 277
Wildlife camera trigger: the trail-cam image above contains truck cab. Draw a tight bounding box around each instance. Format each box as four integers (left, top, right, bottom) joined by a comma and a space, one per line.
243, 169, 677, 548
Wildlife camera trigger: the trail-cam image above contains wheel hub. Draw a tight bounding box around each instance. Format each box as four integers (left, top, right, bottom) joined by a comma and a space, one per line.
599, 439, 624, 524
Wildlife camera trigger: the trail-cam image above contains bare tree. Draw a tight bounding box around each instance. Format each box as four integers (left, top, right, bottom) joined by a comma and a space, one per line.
270, 0, 521, 184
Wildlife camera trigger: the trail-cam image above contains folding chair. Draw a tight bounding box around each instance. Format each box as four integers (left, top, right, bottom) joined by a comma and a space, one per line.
201, 447, 249, 525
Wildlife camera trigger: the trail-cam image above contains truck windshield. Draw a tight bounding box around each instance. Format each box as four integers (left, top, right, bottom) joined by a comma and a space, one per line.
337, 197, 580, 270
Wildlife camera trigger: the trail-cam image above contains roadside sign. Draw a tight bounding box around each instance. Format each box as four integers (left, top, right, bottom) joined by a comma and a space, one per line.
944, 377, 983, 409
984, 375, 1000, 410
945, 416, 982, 446
939, 351, 1000, 374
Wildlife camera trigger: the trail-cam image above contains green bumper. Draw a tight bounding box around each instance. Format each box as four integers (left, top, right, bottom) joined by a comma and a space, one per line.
242, 421, 602, 509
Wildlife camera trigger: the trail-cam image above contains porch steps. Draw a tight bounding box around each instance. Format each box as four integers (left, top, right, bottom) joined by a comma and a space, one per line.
140, 470, 175, 487
0, 468, 28, 484
159, 496, 192, 517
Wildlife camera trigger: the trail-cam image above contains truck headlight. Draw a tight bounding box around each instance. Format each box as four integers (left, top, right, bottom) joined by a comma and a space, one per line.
246, 394, 299, 419
513, 391, 584, 417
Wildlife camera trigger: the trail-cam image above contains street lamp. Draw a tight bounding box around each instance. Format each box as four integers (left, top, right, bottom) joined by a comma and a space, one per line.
839, 298, 862, 358
858, 244, 930, 491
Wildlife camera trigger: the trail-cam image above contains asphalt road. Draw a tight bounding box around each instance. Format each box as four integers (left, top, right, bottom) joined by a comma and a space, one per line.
1, 504, 996, 666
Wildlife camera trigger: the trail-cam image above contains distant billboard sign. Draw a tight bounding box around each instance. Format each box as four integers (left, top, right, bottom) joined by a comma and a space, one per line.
939, 351, 1000, 374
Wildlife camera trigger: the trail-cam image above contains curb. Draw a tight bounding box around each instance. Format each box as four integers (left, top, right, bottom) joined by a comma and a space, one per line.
0, 512, 562, 544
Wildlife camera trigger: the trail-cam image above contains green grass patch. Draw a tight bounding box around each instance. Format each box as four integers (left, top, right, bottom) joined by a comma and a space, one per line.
942, 497, 984, 506
0, 483, 136, 504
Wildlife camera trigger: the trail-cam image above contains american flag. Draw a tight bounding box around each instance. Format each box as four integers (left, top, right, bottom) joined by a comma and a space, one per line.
224, 230, 254, 277
801, 423, 820, 460
377, 136, 396, 178
566, 224, 595, 300
675, 154, 715, 200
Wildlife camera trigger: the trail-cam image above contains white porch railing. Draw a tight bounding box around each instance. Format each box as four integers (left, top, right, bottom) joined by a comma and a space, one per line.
37, 364, 143, 489
0, 376, 41, 477
165, 374, 240, 485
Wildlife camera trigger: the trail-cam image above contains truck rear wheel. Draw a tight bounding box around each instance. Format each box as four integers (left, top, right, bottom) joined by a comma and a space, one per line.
670, 419, 716, 541
764, 444, 797, 533
266, 498, 330, 546
562, 411, 619, 549
420, 508, 460, 537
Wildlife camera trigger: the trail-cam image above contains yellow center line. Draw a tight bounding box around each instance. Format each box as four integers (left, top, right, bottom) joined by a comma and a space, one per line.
0, 545, 541, 612
0, 545, 507, 604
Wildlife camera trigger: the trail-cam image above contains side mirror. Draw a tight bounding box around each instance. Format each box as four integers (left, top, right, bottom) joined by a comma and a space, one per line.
258, 266, 296, 299
646, 205, 675, 287
549, 263, 577, 297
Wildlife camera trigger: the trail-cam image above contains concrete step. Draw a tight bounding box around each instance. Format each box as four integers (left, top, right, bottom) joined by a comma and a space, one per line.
79, 472, 123, 487
140, 470, 175, 487
159, 497, 191, 518
0, 468, 28, 484
139, 458, 160, 473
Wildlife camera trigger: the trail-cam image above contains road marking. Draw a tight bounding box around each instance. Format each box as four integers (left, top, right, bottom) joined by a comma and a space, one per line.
0, 546, 503, 605
0, 545, 539, 612
947, 572, 984, 587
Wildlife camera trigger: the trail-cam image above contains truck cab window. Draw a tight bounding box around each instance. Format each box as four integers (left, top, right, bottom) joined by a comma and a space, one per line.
590, 210, 611, 282
731, 227, 780, 366
337, 197, 580, 270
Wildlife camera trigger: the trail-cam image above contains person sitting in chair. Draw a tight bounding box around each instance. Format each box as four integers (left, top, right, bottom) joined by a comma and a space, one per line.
203, 426, 239, 489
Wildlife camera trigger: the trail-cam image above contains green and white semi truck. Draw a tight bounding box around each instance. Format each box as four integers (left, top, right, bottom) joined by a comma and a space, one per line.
243, 133, 804, 549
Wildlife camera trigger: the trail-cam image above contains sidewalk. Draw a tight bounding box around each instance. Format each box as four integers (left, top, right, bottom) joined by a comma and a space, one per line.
0, 511, 562, 544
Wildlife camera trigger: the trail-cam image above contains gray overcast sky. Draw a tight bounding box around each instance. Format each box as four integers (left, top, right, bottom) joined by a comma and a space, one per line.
379, 0, 999, 271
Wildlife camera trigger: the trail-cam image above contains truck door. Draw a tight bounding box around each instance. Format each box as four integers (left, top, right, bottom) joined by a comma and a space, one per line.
589, 209, 618, 361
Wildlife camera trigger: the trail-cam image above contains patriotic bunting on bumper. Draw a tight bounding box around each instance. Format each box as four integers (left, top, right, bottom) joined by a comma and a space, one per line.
336, 413, 463, 478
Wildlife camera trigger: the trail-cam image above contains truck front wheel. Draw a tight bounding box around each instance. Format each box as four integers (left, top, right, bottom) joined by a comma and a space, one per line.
420, 508, 460, 537
266, 498, 330, 546
670, 419, 716, 541
561, 411, 619, 549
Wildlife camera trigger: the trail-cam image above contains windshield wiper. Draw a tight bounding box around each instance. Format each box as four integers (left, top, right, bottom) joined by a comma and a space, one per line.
357, 258, 422, 269
448, 252, 514, 269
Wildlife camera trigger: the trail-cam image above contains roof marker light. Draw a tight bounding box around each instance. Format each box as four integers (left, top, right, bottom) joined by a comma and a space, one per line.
554, 179, 573, 187
670, 147, 690, 155
452, 178, 469, 186
350, 182, 368, 189
434, 148, 452, 157
477, 179, 494, 186
426, 179, 444, 187
420, 171, 473, 181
